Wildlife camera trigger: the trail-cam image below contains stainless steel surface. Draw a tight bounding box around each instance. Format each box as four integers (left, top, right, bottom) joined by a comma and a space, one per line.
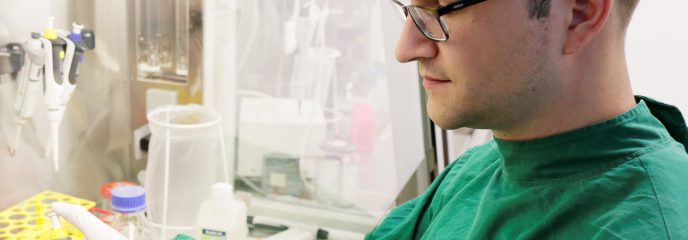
0, 0, 133, 208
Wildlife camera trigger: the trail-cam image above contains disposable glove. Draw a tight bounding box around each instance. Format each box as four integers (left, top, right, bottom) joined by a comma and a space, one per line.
52, 202, 128, 240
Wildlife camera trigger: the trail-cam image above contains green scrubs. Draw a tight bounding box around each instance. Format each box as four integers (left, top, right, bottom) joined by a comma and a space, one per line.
367, 96, 688, 239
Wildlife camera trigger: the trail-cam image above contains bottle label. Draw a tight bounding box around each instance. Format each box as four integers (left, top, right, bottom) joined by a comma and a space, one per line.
201, 229, 227, 240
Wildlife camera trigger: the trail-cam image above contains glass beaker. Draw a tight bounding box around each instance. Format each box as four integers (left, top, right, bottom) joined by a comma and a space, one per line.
145, 104, 229, 239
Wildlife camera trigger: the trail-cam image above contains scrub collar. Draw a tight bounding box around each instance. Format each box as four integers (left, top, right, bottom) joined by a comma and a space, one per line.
494, 100, 676, 184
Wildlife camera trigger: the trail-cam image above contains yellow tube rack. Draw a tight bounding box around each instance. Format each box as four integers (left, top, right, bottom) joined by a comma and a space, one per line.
0, 191, 95, 240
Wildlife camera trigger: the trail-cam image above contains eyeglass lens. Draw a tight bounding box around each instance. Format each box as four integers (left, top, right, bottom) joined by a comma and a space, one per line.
407, 7, 446, 40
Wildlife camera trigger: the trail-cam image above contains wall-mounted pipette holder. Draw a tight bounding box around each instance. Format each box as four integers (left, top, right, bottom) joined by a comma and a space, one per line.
0, 43, 25, 78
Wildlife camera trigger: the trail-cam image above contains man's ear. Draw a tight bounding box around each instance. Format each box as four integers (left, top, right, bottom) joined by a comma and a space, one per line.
563, 0, 613, 55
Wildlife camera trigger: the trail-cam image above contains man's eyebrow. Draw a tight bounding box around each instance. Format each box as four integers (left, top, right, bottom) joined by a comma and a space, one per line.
411, 0, 440, 6
419, 0, 430, 4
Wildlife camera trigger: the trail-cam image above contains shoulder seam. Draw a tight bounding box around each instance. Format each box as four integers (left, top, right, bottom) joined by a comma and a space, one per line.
505, 138, 672, 186
638, 158, 672, 240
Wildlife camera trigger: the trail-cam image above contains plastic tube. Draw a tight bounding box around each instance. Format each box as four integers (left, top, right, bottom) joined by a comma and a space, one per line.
51, 121, 60, 171
47, 211, 72, 240
237, 0, 260, 76
283, 0, 301, 54
218, 123, 229, 183
175, 0, 189, 75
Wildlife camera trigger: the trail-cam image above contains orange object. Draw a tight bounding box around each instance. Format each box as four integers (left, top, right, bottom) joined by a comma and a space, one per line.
100, 181, 137, 199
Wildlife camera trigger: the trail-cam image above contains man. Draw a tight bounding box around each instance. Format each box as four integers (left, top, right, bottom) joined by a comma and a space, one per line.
367, 0, 688, 239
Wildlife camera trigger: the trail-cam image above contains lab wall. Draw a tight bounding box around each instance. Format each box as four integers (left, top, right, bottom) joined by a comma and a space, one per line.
627, 1, 688, 118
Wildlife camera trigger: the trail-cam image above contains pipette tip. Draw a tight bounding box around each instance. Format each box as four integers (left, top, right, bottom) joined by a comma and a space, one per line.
50, 122, 60, 172
53, 149, 59, 172
9, 126, 22, 157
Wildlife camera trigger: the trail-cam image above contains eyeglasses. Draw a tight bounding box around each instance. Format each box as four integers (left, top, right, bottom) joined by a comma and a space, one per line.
389, 0, 487, 42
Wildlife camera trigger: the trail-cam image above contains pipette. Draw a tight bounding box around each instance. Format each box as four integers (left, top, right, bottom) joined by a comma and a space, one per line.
9, 33, 46, 156
42, 16, 69, 172
7, 18, 95, 168
52, 33, 76, 172
40, 19, 94, 171
64, 22, 94, 102
46, 23, 94, 171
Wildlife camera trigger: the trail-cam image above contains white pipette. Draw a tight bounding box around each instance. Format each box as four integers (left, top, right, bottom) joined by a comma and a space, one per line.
42, 16, 71, 172
10, 33, 46, 156
40, 18, 93, 171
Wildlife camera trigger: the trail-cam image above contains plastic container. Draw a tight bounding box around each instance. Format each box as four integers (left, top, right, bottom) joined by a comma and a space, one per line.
196, 183, 248, 240
110, 186, 154, 240
145, 104, 230, 239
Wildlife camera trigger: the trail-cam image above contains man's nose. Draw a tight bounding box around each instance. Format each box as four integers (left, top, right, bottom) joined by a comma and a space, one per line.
395, 18, 439, 63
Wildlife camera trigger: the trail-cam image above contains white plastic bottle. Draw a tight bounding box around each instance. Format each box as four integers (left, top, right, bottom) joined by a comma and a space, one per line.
196, 183, 248, 240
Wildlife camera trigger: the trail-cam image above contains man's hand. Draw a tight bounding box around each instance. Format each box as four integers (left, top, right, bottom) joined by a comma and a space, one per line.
51, 202, 128, 240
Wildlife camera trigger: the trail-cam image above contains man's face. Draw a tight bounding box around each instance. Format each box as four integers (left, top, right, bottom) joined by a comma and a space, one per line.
396, 0, 558, 130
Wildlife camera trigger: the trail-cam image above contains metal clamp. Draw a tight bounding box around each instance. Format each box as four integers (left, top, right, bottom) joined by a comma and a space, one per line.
0, 42, 25, 76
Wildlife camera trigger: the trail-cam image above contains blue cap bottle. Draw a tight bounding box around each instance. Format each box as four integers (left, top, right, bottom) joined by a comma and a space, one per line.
111, 186, 146, 214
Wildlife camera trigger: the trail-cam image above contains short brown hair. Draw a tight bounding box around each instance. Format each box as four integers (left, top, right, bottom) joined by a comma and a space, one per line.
528, 0, 639, 28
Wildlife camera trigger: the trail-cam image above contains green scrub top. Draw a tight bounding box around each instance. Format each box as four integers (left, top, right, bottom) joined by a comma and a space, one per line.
367, 96, 688, 239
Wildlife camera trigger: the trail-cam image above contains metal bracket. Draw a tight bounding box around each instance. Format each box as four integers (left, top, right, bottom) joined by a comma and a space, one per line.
0, 42, 25, 77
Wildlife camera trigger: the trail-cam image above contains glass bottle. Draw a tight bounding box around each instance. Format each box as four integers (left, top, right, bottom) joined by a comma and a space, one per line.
110, 186, 154, 240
